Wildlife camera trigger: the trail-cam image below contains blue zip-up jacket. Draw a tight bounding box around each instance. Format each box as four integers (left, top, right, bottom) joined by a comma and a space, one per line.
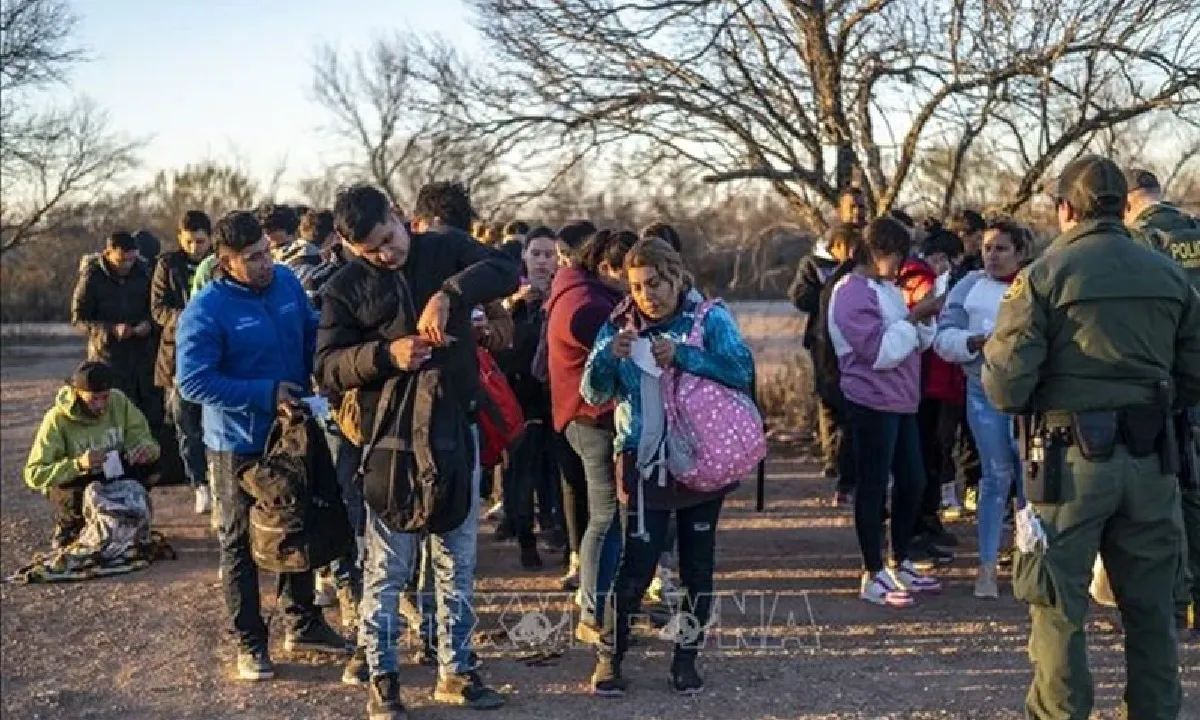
176, 267, 317, 454
581, 294, 754, 455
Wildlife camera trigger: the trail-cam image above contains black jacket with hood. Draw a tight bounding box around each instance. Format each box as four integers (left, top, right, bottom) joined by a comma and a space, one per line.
71, 256, 156, 375
315, 228, 521, 433
150, 250, 204, 389
788, 239, 840, 350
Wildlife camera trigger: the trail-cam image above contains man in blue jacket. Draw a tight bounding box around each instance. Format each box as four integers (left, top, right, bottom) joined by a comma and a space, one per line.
177, 210, 348, 682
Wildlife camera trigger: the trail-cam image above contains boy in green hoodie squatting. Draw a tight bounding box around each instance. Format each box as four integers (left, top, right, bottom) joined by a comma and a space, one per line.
24, 361, 160, 548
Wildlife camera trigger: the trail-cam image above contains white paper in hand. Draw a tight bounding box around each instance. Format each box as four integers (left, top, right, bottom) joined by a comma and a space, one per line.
301, 395, 331, 421
630, 338, 662, 377
102, 450, 125, 479
1014, 505, 1048, 554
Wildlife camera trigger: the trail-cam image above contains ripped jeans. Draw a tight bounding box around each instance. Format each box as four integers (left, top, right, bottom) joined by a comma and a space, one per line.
965, 375, 1024, 565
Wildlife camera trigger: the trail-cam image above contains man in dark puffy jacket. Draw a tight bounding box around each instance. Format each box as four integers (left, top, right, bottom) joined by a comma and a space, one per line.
316, 183, 518, 716
151, 211, 212, 513
789, 194, 864, 488
71, 231, 161, 432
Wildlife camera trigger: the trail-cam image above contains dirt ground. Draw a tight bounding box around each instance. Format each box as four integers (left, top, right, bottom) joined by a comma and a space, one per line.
1, 343, 1197, 720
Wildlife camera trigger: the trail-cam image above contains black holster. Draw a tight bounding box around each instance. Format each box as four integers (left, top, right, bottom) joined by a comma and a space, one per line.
1023, 416, 1067, 504
1178, 410, 1199, 491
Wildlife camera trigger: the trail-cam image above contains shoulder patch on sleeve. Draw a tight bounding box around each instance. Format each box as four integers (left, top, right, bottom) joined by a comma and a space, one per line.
1002, 274, 1026, 303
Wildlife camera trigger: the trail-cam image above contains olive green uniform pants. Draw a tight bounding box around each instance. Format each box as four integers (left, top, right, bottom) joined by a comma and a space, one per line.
1015, 446, 1181, 720
1177, 486, 1200, 627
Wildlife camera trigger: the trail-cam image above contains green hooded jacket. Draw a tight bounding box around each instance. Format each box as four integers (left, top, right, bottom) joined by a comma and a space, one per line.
24, 387, 160, 493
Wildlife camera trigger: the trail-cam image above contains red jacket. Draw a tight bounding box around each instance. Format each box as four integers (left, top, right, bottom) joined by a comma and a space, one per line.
544, 266, 623, 432
897, 258, 965, 404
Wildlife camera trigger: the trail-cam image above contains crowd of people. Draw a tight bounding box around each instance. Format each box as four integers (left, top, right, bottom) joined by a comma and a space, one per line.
20, 158, 1200, 719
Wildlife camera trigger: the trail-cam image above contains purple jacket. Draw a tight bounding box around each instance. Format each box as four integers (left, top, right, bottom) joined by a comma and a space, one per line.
827, 272, 934, 414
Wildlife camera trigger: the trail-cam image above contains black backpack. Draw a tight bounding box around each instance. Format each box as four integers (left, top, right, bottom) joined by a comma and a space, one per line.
357, 363, 474, 535
240, 408, 353, 573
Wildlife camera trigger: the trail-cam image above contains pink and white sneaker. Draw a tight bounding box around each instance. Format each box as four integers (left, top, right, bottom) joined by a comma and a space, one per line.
860, 570, 915, 608
892, 560, 943, 594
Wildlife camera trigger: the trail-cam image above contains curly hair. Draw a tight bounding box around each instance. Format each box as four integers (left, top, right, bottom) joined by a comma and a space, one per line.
413, 181, 474, 232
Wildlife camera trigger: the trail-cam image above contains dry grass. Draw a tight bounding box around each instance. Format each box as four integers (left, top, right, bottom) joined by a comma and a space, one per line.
757, 352, 816, 433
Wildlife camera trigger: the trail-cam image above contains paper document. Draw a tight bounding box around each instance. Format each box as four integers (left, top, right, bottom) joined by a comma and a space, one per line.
102, 450, 125, 479
301, 395, 332, 420
630, 338, 662, 377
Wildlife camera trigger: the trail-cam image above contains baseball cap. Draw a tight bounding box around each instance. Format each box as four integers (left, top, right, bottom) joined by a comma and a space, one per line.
1053, 155, 1128, 214
1124, 167, 1161, 193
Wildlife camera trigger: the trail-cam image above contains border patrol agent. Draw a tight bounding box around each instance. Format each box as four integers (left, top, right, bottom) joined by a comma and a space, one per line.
1125, 168, 1200, 634
982, 155, 1200, 720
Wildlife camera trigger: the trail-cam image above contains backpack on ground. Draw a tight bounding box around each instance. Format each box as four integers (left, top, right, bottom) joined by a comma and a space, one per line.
240, 407, 352, 573
476, 346, 525, 469
661, 299, 767, 493
357, 364, 475, 535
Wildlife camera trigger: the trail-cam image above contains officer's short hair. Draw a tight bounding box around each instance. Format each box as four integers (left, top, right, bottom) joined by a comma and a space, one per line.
1124, 167, 1161, 195
1054, 155, 1128, 220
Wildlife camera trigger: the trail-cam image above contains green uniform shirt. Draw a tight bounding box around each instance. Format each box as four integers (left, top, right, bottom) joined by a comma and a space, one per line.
982, 219, 1200, 414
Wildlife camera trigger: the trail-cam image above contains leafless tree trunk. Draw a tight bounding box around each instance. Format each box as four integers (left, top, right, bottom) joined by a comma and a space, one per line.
465, 0, 1200, 227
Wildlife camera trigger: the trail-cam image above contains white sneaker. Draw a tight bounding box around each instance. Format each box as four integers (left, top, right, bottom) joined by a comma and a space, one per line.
892, 560, 943, 595
314, 569, 338, 607
194, 485, 212, 515
860, 570, 915, 608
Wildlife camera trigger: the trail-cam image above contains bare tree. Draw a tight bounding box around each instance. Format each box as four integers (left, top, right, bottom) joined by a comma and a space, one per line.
1, 100, 139, 252
0, 0, 82, 94
145, 162, 263, 229
310, 34, 509, 211
467, 0, 1200, 229
0, 0, 140, 253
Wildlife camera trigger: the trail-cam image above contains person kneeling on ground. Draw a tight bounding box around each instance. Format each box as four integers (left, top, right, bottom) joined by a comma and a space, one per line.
25, 361, 160, 549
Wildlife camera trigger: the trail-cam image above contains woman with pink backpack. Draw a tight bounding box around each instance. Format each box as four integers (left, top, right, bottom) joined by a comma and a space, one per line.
581, 237, 762, 698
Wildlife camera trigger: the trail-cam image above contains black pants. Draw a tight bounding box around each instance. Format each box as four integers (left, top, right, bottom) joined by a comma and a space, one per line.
49, 475, 96, 544
503, 422, 561, 548
599, 495, 724, 665
848, 402, 926, 573
208, 450, 321, 652
821, 394, 857, 493
956, 411, 982, 490
49, 471, 154, 544
916, 399, 962, 534
556, 430, 588, 555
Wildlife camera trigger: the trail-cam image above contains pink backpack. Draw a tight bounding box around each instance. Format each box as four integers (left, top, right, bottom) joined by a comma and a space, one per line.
661, 300, 767, 492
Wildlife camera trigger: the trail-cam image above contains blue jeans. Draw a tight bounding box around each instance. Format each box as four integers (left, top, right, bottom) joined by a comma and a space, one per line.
325, 429, 364, 593
965, 376, 1024, 565
358, 428, 481, 678
166, 388, 206, 489
565, 420, 622, 626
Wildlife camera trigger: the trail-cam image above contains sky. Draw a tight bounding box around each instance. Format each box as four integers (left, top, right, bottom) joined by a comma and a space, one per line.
56, 0, 482, 192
